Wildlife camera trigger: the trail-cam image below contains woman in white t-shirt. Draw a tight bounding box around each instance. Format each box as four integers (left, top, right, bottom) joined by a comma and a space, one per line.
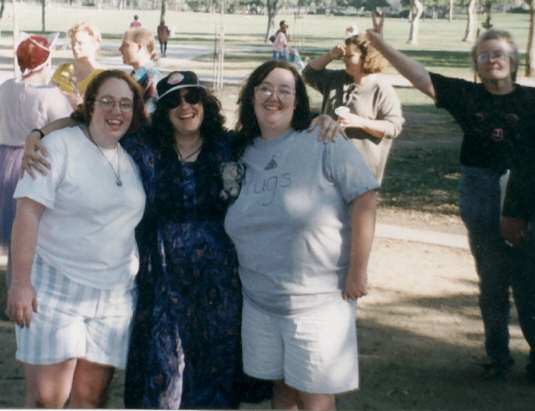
6, 70, 146, 408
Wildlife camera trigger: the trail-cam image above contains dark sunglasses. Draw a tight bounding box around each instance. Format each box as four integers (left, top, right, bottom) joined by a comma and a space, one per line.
162, 89, 202, 109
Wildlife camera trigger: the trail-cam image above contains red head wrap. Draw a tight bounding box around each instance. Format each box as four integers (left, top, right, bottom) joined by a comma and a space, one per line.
16, 36, 51, 76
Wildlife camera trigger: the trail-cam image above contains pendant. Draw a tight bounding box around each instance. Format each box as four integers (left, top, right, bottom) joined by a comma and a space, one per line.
116, 179, 123, 187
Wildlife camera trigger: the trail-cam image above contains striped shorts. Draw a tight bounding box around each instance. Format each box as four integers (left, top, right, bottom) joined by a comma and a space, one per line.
16, 254, 136, 369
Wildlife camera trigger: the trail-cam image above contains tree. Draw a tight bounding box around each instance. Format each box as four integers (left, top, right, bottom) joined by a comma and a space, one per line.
342, 0, 390, 10
160, 0, 167, 21
526, 0, 535, 77
41, 0, 45, 31
482, 1, 493, 30
462, 0, 477, 42
264, 0, 280, 42
407, 0, 424, 44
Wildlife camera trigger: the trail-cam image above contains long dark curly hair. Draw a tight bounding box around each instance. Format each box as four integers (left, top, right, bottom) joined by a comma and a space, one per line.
71, 70, 145, 135
234, 60, 314, 158
150, 86, 227, 149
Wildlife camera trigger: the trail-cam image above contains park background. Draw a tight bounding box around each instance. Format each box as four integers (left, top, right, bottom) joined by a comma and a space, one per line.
1, 3, 535, 409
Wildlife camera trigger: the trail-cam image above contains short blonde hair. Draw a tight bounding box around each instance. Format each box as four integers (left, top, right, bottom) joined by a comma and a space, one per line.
67, 21, 102, 53
125, 27, 159, 62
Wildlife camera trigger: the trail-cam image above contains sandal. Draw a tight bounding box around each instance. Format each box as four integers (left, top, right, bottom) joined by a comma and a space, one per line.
481, 358, 515, 380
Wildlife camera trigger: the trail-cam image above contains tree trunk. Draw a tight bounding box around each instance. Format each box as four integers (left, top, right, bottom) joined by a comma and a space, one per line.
462, 0, 477, 42
526, 1, 535, 77
449, 0, 453, 22
41, 0, 45, 32
265, 0, 278, 43
407, 0, 423, 44
160, 0, 167, 22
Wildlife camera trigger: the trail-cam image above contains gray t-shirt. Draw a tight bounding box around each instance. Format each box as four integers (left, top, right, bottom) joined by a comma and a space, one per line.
224, 127, 379, 316
303, 66, 404, 183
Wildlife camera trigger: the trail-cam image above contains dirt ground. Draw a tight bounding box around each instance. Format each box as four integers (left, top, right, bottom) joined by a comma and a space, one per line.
1, 228, 534, 410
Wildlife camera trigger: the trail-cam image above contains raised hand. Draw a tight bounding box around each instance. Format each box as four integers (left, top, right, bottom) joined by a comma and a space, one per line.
328, 44, 345, 60
368, 11, 386, 46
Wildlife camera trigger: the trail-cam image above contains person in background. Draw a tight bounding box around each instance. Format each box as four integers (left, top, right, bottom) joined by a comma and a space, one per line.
225, 60, 379, 410
368, 11, 535, 379
50, 22, 106, 109
6, 70, 146, 408
157, 19, 170, 58
0, 33, 72, 289
303, 32, 404, 183
119, 27, 163, 115
130, 14, 141, 27
272, 20, 289, 61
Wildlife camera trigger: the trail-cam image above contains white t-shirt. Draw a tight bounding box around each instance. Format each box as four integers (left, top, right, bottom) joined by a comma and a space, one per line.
224, 127, 379, 316
14, 127, 146, 289
0, 78, 72, 147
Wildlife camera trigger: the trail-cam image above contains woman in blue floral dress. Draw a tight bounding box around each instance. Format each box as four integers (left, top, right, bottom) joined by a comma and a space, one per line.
123, 71, 245, 409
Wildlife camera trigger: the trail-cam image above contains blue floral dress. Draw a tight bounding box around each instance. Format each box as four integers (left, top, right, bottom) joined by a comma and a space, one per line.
122, 130, 243, 409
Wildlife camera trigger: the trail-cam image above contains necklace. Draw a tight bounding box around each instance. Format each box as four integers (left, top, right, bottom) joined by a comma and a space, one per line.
174, 141, 203, 162
86, 126, 123, 187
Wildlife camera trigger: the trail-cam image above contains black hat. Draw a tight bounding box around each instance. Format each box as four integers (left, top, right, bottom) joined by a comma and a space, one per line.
157, 71, 203, 100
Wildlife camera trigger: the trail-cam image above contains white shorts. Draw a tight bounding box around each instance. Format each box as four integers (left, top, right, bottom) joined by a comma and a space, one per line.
242, 297, 359, 394
16, 254, 136, 369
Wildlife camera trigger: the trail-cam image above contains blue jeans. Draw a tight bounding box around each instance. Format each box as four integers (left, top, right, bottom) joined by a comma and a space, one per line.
272, 50, 287, 61
460, 166, 535, 364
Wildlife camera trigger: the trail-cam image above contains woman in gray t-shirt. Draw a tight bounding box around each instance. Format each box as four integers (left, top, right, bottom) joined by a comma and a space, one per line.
226, 60, 379, 411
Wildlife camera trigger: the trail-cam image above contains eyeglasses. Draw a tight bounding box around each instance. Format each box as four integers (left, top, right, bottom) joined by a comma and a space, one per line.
254, 84, 296, 101
162, 89, 202, 110
476, 51, 509, 63
96, 97, 134, 112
